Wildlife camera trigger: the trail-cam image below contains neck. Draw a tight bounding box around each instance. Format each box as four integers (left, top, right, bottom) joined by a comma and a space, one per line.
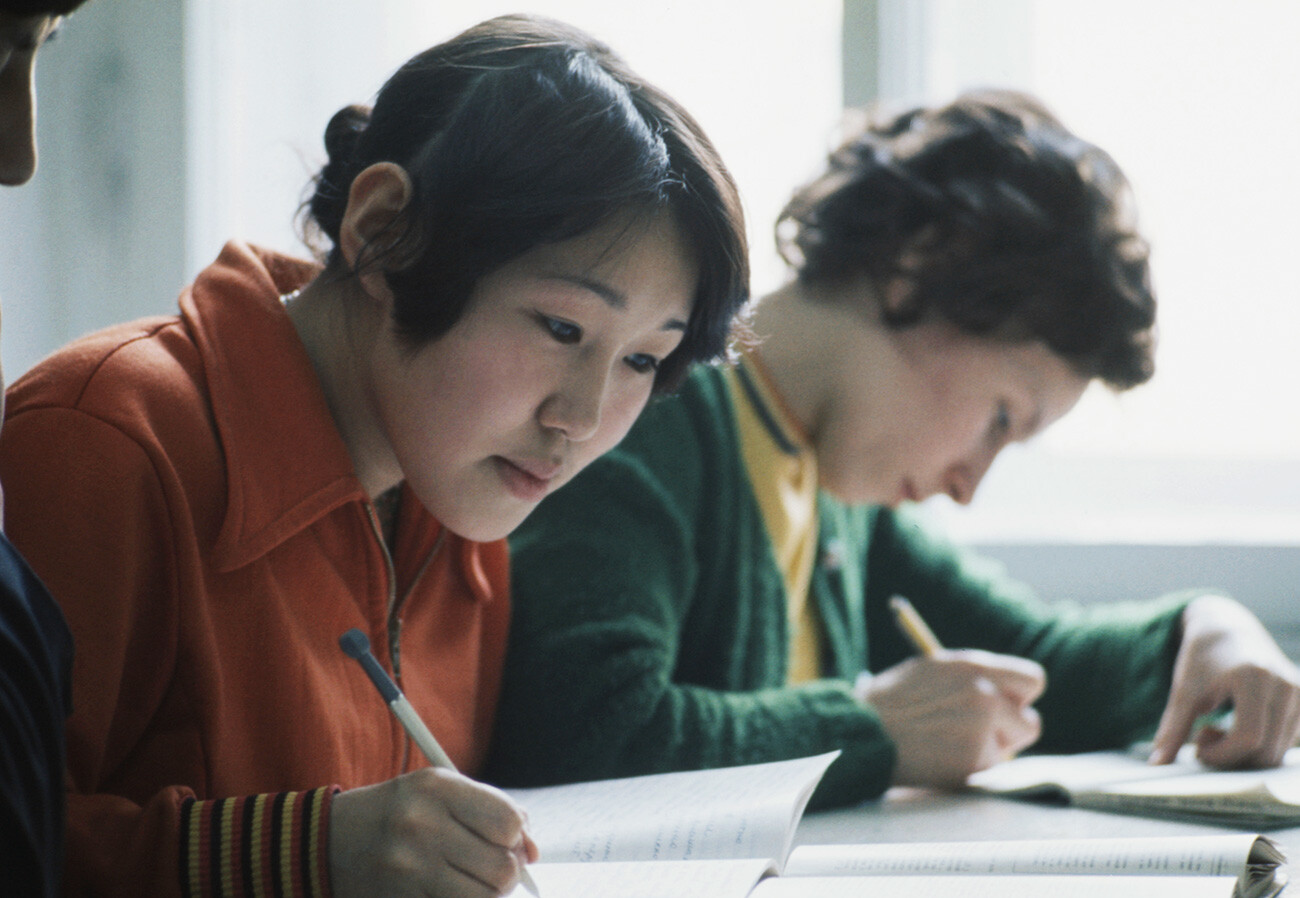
283, 276, 402, 500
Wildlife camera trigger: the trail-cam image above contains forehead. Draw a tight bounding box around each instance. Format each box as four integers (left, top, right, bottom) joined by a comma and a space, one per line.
538, 208, 694, 274
503, 209, 697, 310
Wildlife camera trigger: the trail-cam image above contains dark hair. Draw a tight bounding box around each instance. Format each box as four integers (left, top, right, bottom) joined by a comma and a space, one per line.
777, 89, 1155, 389
302, 14, 748, 392
0, 0, 86, 14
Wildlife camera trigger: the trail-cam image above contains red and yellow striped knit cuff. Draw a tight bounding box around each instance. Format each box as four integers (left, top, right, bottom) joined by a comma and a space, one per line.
179, 787, 339, 897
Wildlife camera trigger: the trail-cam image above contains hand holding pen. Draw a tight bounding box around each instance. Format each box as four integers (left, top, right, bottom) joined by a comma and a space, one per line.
331, 628, 542, 898
858, 596, 1046, 788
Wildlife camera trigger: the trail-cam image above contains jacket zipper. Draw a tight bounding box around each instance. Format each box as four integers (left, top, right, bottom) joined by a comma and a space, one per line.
363, 504, 447, 768
387, 531, 445, 682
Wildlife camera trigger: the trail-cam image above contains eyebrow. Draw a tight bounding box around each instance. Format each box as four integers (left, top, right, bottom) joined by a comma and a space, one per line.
548, 273, 689, 332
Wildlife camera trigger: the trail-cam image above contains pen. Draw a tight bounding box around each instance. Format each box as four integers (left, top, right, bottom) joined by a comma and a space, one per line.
889, 595, 944, 657
340, 628, 541, 897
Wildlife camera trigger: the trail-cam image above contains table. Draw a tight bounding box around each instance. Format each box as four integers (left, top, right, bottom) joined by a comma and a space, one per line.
797, 786, 1300, 853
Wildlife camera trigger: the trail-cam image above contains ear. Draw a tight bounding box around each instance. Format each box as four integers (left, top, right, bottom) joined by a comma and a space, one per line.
879, 275, 915, 318
338, 162, 413, 301
883, 226, 939, 318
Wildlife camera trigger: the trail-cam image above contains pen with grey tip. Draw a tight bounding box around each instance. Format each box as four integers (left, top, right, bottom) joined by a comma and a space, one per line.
340, 628, 541, 896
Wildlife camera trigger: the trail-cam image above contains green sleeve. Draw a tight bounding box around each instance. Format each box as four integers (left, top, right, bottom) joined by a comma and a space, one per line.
861, 509, 1190, 752
485, 381, 897, 807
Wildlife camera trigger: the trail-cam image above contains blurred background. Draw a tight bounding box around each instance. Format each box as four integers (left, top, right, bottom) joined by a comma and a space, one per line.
3, 0, 1297, 649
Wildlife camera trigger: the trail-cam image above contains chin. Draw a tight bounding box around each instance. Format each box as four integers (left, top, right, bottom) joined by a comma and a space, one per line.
820, 484, 875, 507
813, 474, 873, 506
440, 508, 535, 544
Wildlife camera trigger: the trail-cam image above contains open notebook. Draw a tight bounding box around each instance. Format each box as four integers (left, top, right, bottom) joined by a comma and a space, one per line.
969, 744, 1300, 828
501, 752, 1287, 898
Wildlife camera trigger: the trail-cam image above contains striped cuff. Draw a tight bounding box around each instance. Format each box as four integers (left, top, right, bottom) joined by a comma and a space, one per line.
179, 787, 338, 897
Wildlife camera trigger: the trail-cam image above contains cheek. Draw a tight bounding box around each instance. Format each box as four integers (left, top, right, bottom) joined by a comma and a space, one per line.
932, 408, 992, 462
377, 354, 526, 481
814, 401, 922, 504
426, 340, 541, 426
576, 379, 654, 465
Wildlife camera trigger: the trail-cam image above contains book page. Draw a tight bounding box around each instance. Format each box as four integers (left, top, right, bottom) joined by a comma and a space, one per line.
1086, 765, 1300, 804
966, 745, 1205, 796
751, 874, 1242, 898
505, 752, 838, 866
969, 747, 1300, 827
783, 834, 1264, 877
506, 859, 772, 898
970, 746, 1300, 796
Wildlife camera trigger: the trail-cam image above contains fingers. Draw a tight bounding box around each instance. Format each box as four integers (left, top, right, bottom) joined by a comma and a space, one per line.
441, 772, 532, 850
520, 828, 541, 864
1149, 686, 1206, 765
430, 771, 537, 893
438, 822, 531, 896
876, 660, 1044, 788
945, 649, 1047, 707
993, 694, 1042, 757
971, 675, 1041, 761
1195, 668, 1300, 769
1156, 595, 1300, 769
328, 770, 537, 898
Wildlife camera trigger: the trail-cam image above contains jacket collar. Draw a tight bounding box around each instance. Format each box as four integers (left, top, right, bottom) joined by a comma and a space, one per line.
180, 241, 367, 572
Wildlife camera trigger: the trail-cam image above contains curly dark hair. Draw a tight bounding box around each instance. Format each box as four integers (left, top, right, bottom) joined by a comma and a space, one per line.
301, 13, 748, 392
777, 89, 1155, 389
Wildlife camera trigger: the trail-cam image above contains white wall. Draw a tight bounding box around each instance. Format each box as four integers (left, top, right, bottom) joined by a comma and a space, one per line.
0, 0, 187, 378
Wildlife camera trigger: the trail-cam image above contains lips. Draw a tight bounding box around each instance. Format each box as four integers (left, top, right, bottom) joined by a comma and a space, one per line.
492, 456, 561, 503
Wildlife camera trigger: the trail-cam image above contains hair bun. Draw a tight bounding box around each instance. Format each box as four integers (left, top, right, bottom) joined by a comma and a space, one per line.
304, 105, 374, 249
323, 104, 372, 165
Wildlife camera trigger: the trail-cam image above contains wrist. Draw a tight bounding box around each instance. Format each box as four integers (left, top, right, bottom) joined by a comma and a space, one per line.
181, 787, 339, 898
1181, 593, 1247, 642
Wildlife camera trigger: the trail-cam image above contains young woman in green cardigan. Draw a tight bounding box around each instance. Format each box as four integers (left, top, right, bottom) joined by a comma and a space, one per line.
486, 90, 1300, 809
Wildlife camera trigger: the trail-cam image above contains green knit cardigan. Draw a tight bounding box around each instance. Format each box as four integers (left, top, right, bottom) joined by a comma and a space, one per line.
486, 365, 1191, 808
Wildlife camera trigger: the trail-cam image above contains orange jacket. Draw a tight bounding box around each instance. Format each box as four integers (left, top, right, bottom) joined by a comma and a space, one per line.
0, 242, 511, 896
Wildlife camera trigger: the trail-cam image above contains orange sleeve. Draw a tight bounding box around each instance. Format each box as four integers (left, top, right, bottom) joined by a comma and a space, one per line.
1, 406, 337, 897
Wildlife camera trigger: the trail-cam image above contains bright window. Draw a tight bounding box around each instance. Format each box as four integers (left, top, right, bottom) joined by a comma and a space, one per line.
184, 0, 844, 303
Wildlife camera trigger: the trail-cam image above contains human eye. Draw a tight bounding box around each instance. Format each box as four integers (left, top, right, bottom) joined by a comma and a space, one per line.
536, 313, 582, 345
623, 353, 661, 375
991, 401, 1012, 440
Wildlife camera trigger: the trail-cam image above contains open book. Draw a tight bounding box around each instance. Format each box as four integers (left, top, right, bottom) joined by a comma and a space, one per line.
774, 834, 1285, 898
501, 752, 1286, 898
969, 745, 1300, 828
503, 750, 837, 897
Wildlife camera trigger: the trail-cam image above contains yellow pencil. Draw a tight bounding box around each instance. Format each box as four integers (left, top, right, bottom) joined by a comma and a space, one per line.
889, 595, 944, 657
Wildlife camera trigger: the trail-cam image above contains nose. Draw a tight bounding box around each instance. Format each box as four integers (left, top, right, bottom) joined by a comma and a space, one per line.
0, 69, 38, 186
944, 449, 997, 506
538, 365, 607, 443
